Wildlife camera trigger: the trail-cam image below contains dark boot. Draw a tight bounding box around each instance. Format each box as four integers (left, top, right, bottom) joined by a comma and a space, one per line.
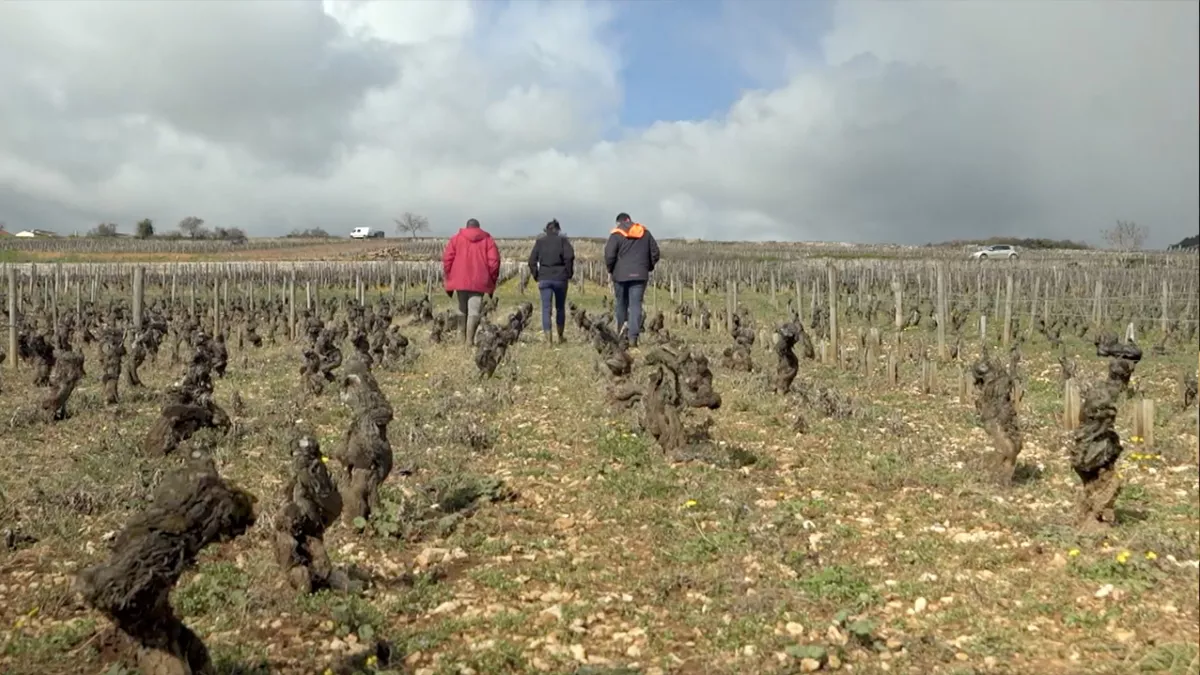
543, 330, 553, 345
555, 324, 565, 344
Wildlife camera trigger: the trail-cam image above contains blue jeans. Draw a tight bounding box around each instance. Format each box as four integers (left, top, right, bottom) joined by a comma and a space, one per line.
538, 279, 568, 331
613, 280, 647, 342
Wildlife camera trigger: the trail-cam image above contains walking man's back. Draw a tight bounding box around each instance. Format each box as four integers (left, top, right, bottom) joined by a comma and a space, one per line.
443, 218, 501, 346
604, 212, 660, 347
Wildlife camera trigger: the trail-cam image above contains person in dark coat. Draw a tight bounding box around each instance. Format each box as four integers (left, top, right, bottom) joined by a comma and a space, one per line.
603, 212, 660, 347
527, 219, 575, 344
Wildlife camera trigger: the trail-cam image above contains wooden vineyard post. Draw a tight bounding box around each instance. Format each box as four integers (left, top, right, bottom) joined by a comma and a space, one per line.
1160, 279, 1169, 336
1002, 273, 1014, 348
992, 278, 1001, 327
827, 264, 839, 364
958, 366, 969, 401
725, 280, 735, 334
1026, 276, 1040, 341
979, 315, 987, 344
132, 266, 145, 331
1041, 275, 1051, 331
7, 266, 16, 371
213, 275, 221, 336
886, 352, 898, 387
50, 276, 59, 327
936, 264, 947, 359
795, 279, 803, 325
866, 328, 880, 376
29, 264, 38, 312
892, 274, 903, 330
1132, 399, 1155, 449
920, 357, 937, 395
288, 275, 297, 341
809, 279, 818, 324
1124, 322, 1136, 344
1063, 379, 1081, 431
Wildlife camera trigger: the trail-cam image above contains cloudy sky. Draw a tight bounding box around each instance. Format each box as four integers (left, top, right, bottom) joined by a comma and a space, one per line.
0, 0, 1196, 246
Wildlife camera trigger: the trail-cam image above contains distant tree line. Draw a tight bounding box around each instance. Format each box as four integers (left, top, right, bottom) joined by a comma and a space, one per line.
285, 228, 333, 239
84, 217, 245, 243
929, 237, 1093, 250
80, 220, 369, 242
1169, 234, 1198, 250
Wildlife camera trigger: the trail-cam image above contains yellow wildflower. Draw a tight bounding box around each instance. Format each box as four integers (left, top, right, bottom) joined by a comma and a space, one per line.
323, 670, 334, 675
684, 499, 698, 508
1116, 550, 1131, 564
1145, 551, 1157, 561
1068, 548, 1080, 557
321, 456, 329, 464
365, 655, 379, 668
1130, 436, 1143, 444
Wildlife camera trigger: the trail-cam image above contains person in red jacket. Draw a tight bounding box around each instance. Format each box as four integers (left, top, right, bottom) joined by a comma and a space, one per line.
442, 218, 501, 345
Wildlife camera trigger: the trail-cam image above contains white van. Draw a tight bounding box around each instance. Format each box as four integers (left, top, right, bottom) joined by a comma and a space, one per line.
350, 227, 384, 239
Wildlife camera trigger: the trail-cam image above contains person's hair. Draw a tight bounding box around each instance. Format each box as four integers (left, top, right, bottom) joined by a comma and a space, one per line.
615, 212, 631, 224
466, 218, 480, 228
545, 219, 560, 234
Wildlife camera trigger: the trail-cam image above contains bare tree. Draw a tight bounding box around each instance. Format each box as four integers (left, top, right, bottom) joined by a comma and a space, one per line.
178, 216, 206, 239
1102, 220, 1148, 251
394, 212, 430, 239
213, 226, 247, 244
88, 222, 120, 238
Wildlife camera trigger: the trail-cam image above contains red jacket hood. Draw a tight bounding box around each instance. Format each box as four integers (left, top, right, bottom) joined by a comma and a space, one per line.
457, 227, 491, 242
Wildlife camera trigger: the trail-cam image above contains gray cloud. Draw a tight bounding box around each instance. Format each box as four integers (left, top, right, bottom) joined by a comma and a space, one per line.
0, 1, 397, 175
0, 1, 1195, 247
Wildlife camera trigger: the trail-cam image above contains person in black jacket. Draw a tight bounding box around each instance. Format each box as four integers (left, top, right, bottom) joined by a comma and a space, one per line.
603, 212, 660, 347
528, 219, 575, 344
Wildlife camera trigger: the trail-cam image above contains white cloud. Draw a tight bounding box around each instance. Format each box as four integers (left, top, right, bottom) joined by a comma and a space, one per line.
0, 0, 1195, 246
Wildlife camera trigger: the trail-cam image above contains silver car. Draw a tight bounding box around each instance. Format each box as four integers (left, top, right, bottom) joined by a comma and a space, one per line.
970, 244, 1019, 260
